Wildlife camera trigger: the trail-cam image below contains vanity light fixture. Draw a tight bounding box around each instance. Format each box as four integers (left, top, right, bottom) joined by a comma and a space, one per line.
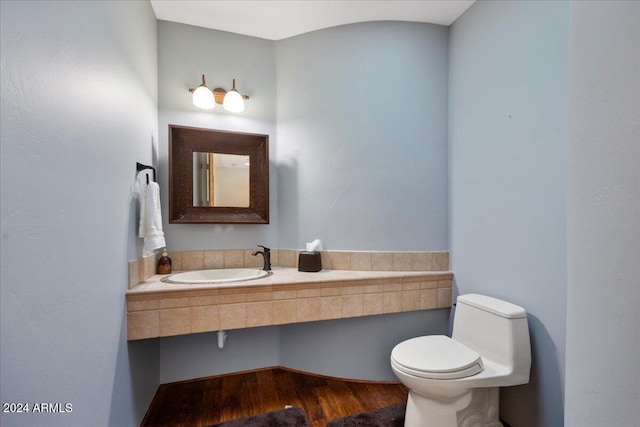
189, 75, 249, 113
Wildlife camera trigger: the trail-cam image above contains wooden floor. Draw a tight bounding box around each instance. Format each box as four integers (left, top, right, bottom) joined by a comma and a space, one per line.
142, 366, 408, 427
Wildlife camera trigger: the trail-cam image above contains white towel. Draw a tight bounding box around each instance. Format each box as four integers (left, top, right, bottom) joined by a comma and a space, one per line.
135, 173, 166, 255
134, 172, 148, 236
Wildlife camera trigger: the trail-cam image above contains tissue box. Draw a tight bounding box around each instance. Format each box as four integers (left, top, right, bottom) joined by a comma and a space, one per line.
298, 251, 322, 272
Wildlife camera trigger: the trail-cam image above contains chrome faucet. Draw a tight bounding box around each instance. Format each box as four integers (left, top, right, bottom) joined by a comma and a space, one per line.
252, 245, 271, 271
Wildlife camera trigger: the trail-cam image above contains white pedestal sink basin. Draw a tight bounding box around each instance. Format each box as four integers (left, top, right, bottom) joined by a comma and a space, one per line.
165, 268, 269, 284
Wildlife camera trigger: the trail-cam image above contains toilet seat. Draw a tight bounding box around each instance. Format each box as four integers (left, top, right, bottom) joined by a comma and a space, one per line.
391, 335, 483, 380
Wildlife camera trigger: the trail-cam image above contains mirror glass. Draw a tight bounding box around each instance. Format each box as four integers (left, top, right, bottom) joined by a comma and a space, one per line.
193, 153, 250, 207
169, 125, 269, 224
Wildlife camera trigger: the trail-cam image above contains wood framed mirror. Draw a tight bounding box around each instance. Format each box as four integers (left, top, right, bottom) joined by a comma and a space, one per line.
169, 125, 269, 224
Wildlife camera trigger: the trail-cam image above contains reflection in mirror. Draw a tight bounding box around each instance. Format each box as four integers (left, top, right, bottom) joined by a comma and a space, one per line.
193, 153, 250, 207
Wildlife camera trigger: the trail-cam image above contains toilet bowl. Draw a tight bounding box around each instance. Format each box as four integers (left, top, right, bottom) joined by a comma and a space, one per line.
390, 294, 531, 427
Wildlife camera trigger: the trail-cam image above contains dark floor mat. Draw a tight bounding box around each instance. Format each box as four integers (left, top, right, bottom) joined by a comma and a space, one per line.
207, 406, 309, 427
326, 402, 406, 427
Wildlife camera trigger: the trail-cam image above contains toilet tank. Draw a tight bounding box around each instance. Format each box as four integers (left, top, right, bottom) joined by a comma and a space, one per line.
452, 294, 531, 382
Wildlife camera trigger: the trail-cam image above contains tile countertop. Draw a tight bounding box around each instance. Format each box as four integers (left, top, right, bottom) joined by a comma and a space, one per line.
126, 267, 454, 339
127, 267, 454, 297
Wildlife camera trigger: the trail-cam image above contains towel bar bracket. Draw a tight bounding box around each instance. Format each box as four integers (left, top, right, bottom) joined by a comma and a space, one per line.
136, 162, 156, 184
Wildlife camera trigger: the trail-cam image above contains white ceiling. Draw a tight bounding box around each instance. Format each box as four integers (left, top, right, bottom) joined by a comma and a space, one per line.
150, 0, 475, 41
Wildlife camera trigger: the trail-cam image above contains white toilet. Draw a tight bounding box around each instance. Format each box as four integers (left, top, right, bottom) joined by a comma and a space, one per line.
390, 294, 531, 427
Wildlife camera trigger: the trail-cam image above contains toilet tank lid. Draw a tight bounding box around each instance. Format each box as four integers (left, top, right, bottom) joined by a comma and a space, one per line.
457, 294, 527, 319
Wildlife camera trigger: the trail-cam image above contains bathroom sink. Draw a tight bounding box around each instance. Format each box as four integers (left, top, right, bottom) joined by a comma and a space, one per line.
165, 268, 269, 284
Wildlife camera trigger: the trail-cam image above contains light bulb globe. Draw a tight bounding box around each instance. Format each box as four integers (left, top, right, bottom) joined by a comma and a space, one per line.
223, 89, 244, 113
192, 85, 215, 110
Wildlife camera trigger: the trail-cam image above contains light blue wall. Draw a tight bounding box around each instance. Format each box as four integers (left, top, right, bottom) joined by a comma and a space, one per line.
565, 1, 640, 425
276, 22, 449, 250
279, 310, 450, 380
157, 20, 279, 251
158, 311, 450, 383
0, 1, 159, 426
157, 19, 450, 253
159, 327, 281, 383
449, 1, 569, 426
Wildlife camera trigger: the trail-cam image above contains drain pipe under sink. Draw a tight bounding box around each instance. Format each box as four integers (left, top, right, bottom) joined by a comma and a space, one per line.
217, 330, 228, 349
